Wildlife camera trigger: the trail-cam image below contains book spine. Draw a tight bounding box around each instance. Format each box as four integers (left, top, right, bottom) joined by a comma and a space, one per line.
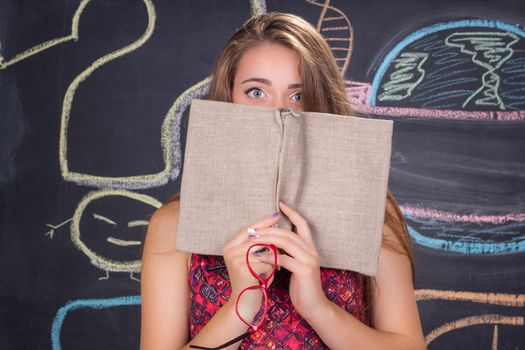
274, 108, 300, 229
273, 109, 286, 213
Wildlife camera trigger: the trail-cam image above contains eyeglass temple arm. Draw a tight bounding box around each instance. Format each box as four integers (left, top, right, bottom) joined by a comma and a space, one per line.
205, 264, 226, 272
189, 330, 251, 350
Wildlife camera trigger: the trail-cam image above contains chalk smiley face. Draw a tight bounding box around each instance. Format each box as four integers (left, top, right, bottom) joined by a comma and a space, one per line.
70, 189, 162, 273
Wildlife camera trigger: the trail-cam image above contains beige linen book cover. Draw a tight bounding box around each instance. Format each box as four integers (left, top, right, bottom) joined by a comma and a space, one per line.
176, 99, 393, 276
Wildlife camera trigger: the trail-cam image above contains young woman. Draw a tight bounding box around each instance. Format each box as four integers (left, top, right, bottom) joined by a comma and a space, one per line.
141, 12, 426, 350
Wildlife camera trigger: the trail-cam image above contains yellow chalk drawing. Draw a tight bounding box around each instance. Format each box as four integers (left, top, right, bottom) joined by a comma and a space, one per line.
425, 314, 523, 346
415, 289, 525, 307
58, 0, 264, 188
250, 0, 267, 17
445, 32, 519, 110
306, 0, 353, 76
0, 0, 267, 69
128, 220, 149, 228
45, 218, 73, 239
61, 73, 210, 189
492, 325, 498, 350
0, 0, 91, 70
0, 0, 206, 189
107, 237, 141, 247
2, 0, 265, 187
416, 289, 525, 347
59, 0, 160, 188
378, 52, 428, 101
93, 213, 116, 225
70, 189, 161, 281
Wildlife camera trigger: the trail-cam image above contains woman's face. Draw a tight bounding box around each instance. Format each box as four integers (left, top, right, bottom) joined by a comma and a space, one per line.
232, 42, 303, 111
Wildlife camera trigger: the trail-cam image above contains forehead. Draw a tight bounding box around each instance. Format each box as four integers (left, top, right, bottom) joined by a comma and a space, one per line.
235, 42, 301, 80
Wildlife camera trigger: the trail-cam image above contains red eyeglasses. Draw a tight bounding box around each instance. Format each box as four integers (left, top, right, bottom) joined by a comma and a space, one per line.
190, 243, 277, 350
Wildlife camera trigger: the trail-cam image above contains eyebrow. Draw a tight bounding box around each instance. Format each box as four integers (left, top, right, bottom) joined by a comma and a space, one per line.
241, 78, 302, 89
287, 83, 302, 89
241, 78, 270, 85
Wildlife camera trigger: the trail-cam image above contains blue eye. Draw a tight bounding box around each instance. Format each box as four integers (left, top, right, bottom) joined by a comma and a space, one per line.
291, 92, 302, 102
246, 88, 265, 99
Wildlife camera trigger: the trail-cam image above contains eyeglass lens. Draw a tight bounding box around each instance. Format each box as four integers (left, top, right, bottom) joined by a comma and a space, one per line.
236, 286, 267, 326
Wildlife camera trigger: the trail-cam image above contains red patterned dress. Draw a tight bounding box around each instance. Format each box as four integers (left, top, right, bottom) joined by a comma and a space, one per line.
189, 253, 368, 349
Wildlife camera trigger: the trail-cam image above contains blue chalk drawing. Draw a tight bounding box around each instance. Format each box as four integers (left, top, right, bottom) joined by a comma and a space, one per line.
405, 216, 525, 254
51, 295, 141, 350
370, 19, 525, 107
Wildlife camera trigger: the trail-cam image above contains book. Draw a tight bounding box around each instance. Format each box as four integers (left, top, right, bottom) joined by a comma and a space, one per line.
175, 99, 393, 276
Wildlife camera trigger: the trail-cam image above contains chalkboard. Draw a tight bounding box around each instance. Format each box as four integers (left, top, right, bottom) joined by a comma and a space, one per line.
1, 0, 524, 349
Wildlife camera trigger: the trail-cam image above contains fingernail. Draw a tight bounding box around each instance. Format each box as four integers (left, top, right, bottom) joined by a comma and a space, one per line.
254, 251, 262, 257
279, 199, 286, 206
272, 211, 280, 218
248, 234, 260, 240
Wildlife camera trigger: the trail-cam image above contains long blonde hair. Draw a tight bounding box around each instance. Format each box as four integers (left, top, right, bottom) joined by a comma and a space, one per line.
171, 12, 414, 323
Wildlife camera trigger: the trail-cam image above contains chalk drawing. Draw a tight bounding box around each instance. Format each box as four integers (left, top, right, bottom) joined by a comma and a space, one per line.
70, 189, 161, 280
51, 295, 140, 350
369, 19, 525, 109
415, 289, 524, 347
2, 0, 265, 189
405, 34, 481, 109
404, 213, 524, 254
0, 0, 266, 189
92, 213, 143, 247
426, 314, 523, 347
0, 0, 91, 70
161, 78, 210, 189
346, 81, 525, 119
45, 219, 73, 239
378, 52, 428, 101
250, 0, 267, 17
501, 55, 525, 110
58, 0, 266, 189
58, 0, 160, 189
445, 32, 519, 109
401, 206, 525, 225
47, 189, 161, 281
156, 0, 264, 190
416, 289, 525, 307
306, 0, 353, 76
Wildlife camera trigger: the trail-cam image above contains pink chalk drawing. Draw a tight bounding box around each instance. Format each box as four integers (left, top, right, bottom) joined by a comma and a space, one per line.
346, 81, 525, 120
400, 206, 525, 225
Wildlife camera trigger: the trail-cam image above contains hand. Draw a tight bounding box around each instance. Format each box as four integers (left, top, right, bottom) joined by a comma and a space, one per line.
222, 212, 280, 318
252, 200, 329, 319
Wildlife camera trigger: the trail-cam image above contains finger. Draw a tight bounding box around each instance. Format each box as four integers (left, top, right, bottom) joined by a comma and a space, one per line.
252, 226, 313, 255
224, 211, 281, 251
225, 239, 275, 268
252, 234, 316, 265
278, 200, 315, 246
256, 253, 302, 275
249, 210, 282, 230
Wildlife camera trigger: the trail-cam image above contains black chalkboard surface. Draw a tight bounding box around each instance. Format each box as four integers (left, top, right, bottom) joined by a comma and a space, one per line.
1, 0, 524, 349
